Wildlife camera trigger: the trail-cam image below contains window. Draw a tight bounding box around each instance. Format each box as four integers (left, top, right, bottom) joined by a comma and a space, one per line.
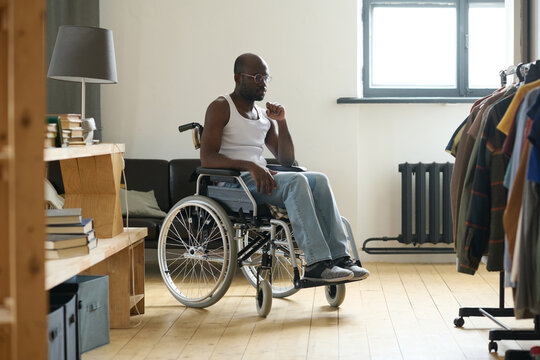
361, 0, 506, 98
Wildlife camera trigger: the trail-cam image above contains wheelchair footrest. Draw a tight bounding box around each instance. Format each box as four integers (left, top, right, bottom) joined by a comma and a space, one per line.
296, 277, 365, 289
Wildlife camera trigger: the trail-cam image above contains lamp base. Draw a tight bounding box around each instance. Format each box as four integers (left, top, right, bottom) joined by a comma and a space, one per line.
82, 117, 97, 145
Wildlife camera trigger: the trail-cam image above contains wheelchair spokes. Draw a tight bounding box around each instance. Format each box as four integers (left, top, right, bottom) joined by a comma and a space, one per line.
239, 224, 304, 298
158, 196, 236, 308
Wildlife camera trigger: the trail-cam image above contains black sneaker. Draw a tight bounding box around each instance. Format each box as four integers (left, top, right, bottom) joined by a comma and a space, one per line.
302, 260, 354, 283
334, 256, 370, 280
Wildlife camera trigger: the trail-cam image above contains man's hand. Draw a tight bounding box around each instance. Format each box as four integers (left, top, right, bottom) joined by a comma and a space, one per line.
249, 164, 278, 195
266, 102, 286, 121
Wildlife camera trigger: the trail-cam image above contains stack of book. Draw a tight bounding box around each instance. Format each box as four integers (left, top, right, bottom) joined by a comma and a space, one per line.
45, 208, 97, 259
47, 114, 86, 147
46, 115, 64, 147
44, 122, 57, 148
59, 114, 85, 146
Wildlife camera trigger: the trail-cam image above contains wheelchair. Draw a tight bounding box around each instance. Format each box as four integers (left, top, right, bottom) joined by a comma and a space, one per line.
157, 122, 365, 317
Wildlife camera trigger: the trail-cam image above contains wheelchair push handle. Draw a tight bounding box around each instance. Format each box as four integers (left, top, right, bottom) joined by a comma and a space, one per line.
178, 122, 202, 133
179, 122, 204, 150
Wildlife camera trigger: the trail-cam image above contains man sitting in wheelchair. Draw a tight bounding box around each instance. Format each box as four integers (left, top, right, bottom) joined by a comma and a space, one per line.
200, 53, 369, 283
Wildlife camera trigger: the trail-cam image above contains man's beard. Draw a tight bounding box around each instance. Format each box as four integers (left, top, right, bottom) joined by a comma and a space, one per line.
240, 86, 265, 102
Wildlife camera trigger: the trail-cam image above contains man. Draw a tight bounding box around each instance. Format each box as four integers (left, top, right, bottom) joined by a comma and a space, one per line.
200, 53, 369, 283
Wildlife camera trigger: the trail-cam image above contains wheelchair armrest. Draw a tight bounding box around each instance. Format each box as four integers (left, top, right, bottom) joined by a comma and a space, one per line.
266, 164, 306, 172
196, 167, 241, 177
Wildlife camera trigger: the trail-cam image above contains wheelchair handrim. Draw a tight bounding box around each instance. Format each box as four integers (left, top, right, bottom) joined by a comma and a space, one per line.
158, 199, 232, 305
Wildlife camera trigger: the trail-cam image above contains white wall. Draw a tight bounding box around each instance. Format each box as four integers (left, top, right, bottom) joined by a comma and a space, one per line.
531, 0, 540, 60
100, 0, 469, 262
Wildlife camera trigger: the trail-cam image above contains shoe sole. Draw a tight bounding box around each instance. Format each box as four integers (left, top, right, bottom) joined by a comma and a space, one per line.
352, 273, 370, 280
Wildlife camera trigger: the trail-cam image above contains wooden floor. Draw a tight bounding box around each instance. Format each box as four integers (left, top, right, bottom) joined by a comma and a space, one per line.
83, 262, 539, 360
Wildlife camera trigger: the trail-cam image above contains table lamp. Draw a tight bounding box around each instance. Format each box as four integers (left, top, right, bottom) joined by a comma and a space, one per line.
48, 25, 117, 144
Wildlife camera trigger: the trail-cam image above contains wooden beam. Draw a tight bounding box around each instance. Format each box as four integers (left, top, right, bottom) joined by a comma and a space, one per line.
0, 0, 11, 357
8, 0, 47, 359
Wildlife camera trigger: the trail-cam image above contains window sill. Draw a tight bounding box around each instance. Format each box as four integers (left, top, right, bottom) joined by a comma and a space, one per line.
337, 97, 479, 104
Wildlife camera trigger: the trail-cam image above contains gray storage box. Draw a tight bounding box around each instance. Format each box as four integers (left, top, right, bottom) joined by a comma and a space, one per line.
48, 304, 65, 360
52, 275, 110, 353
50, 293, 79, 360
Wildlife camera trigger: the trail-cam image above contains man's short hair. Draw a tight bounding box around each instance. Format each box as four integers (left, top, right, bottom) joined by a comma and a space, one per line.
233, 55, 246, 75
234, 53, 259, 75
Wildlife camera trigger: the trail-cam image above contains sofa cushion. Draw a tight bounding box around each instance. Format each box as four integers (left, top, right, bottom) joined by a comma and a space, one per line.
124, 159, 170, 212
120, 188, 167, 218
169, 159, 200, 208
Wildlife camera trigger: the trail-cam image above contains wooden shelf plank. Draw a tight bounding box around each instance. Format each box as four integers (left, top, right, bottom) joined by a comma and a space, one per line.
45, 227, 147, 290
43, 143, 125, 162
129, 294, 144, 310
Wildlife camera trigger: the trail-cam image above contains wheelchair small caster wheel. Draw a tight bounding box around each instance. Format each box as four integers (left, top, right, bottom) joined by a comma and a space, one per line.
488, 341, 498, 353
454, 317, 465, 328
256, 280, 272, 317
325, 284, 346, 307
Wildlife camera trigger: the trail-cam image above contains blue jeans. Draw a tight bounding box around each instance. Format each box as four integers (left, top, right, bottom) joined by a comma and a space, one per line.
241, 171, 350, 265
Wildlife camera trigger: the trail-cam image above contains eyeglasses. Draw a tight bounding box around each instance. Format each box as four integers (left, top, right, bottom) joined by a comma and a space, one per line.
240, 73, 272, 84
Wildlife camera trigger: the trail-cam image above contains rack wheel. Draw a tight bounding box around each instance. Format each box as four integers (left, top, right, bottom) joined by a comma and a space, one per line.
453, 317, 465, 328
488, 341, 498, 353
325, 284, 346, 307
256, 280, 272, 318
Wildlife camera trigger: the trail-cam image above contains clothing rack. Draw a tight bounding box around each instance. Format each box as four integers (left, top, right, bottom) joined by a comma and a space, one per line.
454, 63, 540, 357
453, 271, 540, 353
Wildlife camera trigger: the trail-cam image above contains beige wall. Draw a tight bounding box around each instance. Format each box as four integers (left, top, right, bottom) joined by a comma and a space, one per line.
100, 0, 469, 262
531, 0, 540, 60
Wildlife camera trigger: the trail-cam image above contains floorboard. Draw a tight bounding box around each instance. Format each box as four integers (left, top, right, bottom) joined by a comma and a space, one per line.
82, 262, 540, 360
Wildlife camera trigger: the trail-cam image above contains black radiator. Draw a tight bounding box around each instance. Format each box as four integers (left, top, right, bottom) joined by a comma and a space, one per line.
363, 162, 455, 254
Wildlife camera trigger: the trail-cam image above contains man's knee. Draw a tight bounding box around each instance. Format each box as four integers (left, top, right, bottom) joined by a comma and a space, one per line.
306, 172, 330, 189
283, 173, 310, 194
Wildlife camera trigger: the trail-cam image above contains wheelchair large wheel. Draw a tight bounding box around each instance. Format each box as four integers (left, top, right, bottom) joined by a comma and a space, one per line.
239, 227, 304, 298
157, 195, 237, 308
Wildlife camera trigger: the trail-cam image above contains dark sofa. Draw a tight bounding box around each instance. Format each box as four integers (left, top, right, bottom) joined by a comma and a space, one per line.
121, 158, 201, 248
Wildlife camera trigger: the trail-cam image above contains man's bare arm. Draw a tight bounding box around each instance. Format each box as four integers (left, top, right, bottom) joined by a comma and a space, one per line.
265, 102, 295, 166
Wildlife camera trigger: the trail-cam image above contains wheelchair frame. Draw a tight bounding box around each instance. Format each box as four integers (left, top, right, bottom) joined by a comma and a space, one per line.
157, 123, 364, 317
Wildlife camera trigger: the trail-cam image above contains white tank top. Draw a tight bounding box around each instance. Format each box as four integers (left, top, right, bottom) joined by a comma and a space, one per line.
219, 94, 271, 168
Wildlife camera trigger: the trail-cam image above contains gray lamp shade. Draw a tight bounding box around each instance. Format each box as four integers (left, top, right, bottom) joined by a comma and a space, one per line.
48, 25, 117, 84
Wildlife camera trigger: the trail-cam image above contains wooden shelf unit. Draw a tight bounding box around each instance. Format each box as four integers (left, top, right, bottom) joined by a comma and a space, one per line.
0, 1, 145, 357
45, 227, 147, 328
44, 145, 147, 328
45, 227, 143, 290
45, 143, 125, 239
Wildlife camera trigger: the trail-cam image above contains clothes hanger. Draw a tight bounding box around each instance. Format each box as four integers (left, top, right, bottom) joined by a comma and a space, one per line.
516, 63, 525, 83
524, 60, 540, 84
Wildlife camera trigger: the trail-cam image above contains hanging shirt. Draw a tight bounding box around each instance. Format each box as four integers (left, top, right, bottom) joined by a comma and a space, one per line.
497, 79, 540, 135
451, 91, 507, 254
461, 95, 512, 273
